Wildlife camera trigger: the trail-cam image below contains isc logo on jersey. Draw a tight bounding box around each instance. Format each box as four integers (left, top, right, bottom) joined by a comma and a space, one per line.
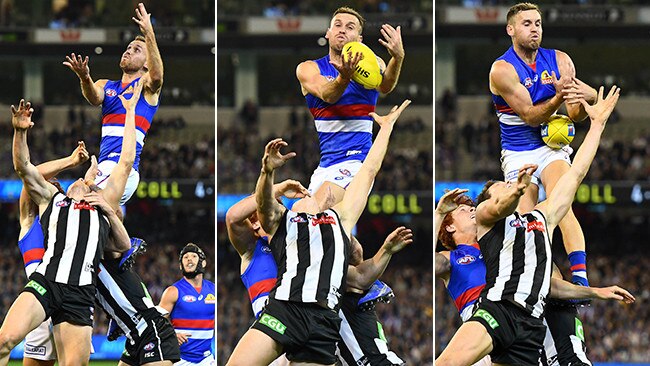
182, 295, 197, 303
456, 255, 476, 265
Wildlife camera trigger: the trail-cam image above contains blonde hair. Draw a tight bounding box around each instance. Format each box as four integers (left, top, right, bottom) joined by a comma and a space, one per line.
332, 7, 365, 33
506, 3, 541, 24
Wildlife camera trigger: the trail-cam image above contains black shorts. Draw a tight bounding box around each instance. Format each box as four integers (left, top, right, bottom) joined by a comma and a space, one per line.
121, 316, 181, 365
337, 292, 404, 366
252, 298, 341, 364
22, 272, 95, 327
543, 300, 590, 366
467, 299, 546, 366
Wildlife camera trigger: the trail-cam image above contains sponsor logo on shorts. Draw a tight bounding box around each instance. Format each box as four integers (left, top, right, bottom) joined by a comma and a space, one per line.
24, 343, 46, 356
575, 317, 585, 341
182, 295, 197, 303
205, 293, 216, 304
473, 309, 499, 329
25, 280, 47, 296
346, 150, 362, 156
259, 314, 286, 334
338, 169, 351, 177
144, 342, 155, 351
334, 176, 345, 180
144, 351, 155, 358
456, 254, 476, 265
262, 245, 272, 254
108, 152, 121, 158
106, 89, 117, 97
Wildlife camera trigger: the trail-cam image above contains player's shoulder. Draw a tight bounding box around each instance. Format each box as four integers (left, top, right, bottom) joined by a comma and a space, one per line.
296, 59, 319, 75
490, 59, 516, 75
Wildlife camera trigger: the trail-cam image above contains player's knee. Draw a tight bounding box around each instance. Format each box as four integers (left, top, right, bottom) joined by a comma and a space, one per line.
0, 329, 23, 350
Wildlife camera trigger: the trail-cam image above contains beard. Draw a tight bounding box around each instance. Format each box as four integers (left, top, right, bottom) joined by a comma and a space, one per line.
120, 58, 144, 73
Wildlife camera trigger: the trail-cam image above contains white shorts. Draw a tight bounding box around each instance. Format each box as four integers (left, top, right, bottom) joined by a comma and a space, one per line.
94, 160, 140, 205
307, 160, 363, 195
174, 355, 214, 366
23, 319, 56, 361
501, 145, 572, 186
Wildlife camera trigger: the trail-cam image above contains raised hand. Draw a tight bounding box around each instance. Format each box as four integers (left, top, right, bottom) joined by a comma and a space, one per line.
378, 24, 404, 60
383, 226, 414, 254
436, 188, 469, 216
369, 99, 411, 129
274, 179, 310, 199
11, 99, 34, 130
118, 80, 143, 111
83, 192, 113, 213
132, 2, 154, 36
551, 71, 571, 98
331, 51, 362, 80
563, 77, 597, 105
70, 141, 90, 166
84, 155, 99, 186
261, 138, 296, 174
578, 85, 621, 129
592, 285, 635, 304
63, 53, 91, 80
516, 164, 538, 194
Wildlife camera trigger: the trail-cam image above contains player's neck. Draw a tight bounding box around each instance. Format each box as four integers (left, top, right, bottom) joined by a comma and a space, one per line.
121, 71, 145, 84
453, 232, 477, 247
513, 44, 538, 65
184, 274, 203, 287
329, 48, 343, 63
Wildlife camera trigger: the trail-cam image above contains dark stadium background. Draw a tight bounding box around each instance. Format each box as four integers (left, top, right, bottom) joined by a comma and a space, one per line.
0, 0, 214, 362
217, 1, 433, 364
436, 1, 650, 364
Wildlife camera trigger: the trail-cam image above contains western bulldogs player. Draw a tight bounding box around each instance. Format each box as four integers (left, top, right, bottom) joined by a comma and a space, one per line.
489, 2, 600, 289
436, 86, 629, 365
159, 244, 215, 366
64, 2, 163, 204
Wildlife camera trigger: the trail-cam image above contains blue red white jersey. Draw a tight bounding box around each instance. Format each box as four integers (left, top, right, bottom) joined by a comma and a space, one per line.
446, 243, 486, 321
491, 46, 560, 151
170, 278, 215, 363
305, 55, 379, 168
17, 216, 45, 277
99, 77, 159, 171
240, 236, 277, 319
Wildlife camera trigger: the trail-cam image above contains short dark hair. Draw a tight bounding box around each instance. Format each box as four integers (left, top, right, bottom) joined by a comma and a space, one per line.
506, 3, 542, 25
476, 180, 498, 205
437, 193, 475, 251
332, 7, 365, 33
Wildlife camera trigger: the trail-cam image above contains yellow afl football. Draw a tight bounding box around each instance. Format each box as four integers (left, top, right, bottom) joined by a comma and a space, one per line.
541, 114, 575, 149
342, 41, 383, 89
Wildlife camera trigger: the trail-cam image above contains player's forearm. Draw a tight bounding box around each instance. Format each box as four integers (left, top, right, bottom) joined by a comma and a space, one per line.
12, 129, 31, 175
80, 75, 102, 106
435, 253, 450, 278
144, 32, 164, 89
106, 213, 131, 253
493, 186, 525, 218
36, 156, 75, 180
550, 278, 596, 299
255, 170, 277, 232
378, 56, 403, 94
522, 94, 564, 127
350, 247, 392, 290
435, 210, 447, 238
319, 76, 350, 104
119, 110, 137, 168
226, 194, 257, 226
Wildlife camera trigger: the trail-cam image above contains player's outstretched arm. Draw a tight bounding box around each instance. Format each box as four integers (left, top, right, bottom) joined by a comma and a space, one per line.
550, 278, 635, 304
541, 86, 620, 231
132, 2, 164, 93
335, 100, 411, 235
377, 24, 404, 94
12, 100, 57, 207
102, 80, 142, 209
489, 60, 567, 127
347, 227, 413, 291
435, 188, 469, 237
63, 53, 107, 106
84, 192, 130, 253
476, 164, 537, 227
255, 139, 295, 236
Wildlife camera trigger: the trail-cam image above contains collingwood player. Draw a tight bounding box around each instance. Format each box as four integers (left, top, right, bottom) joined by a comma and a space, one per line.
227, 100, 410, 366
436, 87, 624, 366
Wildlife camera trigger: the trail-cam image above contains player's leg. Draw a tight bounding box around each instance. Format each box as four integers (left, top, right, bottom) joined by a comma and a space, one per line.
52, 322, 92, 366
435, 321, 493, 366
501, 149, 540, 213
541, 159, 589, 286
226, 328, 283, 366
0, 292, 47, 364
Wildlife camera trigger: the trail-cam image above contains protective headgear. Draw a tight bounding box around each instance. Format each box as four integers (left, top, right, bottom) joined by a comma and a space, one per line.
179, 243, 206, 279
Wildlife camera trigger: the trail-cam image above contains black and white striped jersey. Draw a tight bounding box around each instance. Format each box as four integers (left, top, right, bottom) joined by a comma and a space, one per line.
479, 210, 552, 318
269, 209, 350, 310
36, 193, 110, 286
96, 257, 164, 342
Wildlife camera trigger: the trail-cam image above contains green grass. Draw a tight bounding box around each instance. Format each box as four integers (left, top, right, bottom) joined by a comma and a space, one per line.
9, 362, 117, 366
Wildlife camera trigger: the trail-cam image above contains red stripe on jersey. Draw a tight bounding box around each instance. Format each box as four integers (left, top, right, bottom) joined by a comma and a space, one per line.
309, 104, 375, 119
454, 284, 484, 311
101, 113, 152, 132
495, 104, 514, 114
171, 319, 215, 329
248, 278, 276, 301
23, 248, 45, 265
570, 264, 586, 271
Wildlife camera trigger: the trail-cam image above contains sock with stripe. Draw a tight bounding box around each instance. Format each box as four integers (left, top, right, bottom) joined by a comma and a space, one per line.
568, 250, 589, 287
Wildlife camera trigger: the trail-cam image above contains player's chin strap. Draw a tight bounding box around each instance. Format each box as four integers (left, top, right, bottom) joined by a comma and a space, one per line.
180, 243, 206, 279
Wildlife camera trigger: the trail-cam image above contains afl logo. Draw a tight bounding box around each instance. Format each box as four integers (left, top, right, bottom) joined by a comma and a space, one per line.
143, 342, 155, 351
523, 77, 533, 88
456, 255, 476, 265
290, 216, 307, 223
56, 200, 70, 208
261, 245, 272, 254
182, 295, 197, 303
106, 89, 117, 97
509, 219, 523, 228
